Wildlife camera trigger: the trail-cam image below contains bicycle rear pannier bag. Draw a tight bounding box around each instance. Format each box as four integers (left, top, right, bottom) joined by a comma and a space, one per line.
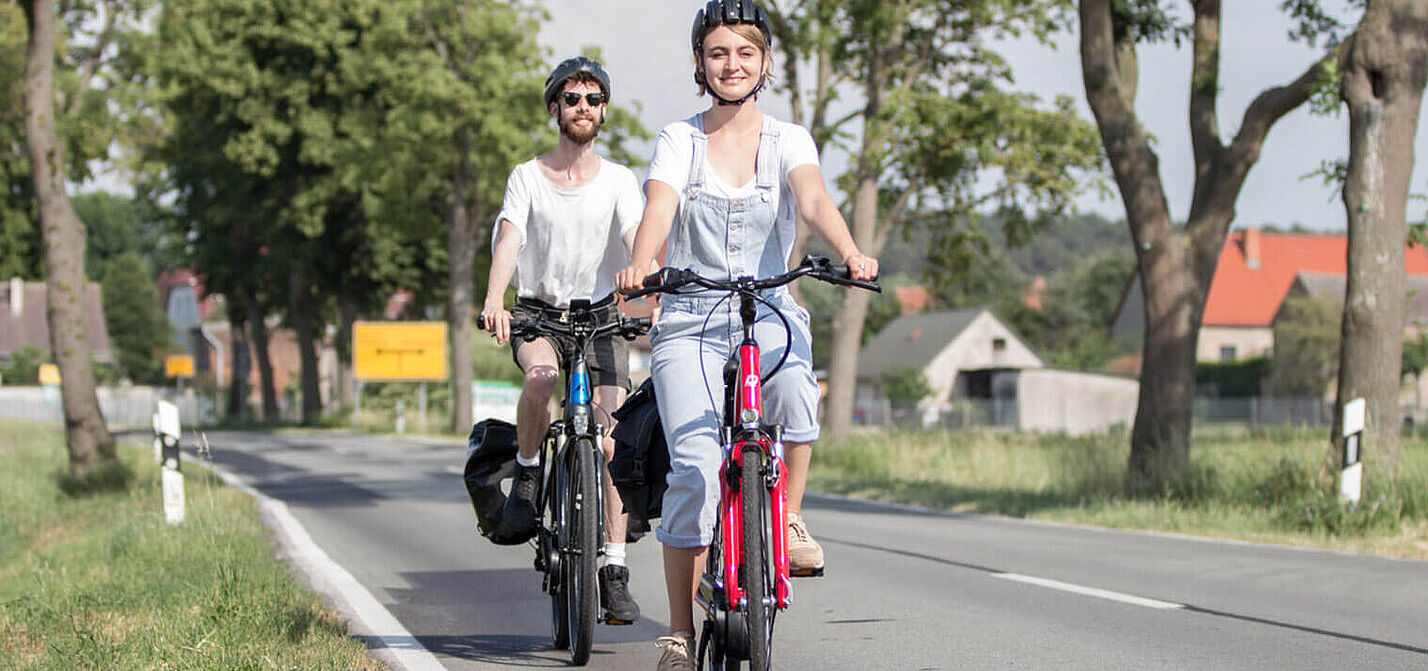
610, 378, 670, 538
464, 418, 538, 545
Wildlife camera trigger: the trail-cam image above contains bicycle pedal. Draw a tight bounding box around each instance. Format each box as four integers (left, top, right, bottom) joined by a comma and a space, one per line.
790, 566, 825, 578
601, 615, 636, 626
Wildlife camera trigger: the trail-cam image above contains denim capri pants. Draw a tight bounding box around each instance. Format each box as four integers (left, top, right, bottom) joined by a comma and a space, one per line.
650, 291, 820, 548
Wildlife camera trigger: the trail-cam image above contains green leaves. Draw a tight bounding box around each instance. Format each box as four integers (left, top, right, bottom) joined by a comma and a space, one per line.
1268, 294, 1341, 396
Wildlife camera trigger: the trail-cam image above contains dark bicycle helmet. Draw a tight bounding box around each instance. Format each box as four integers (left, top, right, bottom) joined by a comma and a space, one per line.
690, 0, 773, 106
543, 56, 611, 106
690, 0, 773, 54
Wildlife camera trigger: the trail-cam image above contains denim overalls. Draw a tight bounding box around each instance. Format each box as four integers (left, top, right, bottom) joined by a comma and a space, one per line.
650, 114, 819, 548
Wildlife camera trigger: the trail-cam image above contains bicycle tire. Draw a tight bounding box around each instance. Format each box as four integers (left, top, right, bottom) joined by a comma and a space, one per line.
566, 438, 600, 665
740, 443, 772, 671
549, 448, 570, 650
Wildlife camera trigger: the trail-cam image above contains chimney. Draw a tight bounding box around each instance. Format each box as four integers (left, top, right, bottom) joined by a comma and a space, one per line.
9, 277, 21, 316
895, 285, 932, 315
1023, 276, 1047, 311
1244, 228, 1261, 269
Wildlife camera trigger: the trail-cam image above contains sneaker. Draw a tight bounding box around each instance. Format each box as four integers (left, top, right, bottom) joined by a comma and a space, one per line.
501, 463, 541, 535
787, 512, 825, 577
655, 631, 695, 671
599, 564, 641, 624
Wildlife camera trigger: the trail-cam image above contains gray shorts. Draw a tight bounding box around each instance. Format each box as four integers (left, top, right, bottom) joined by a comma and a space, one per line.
509, 296, 631, 391
649, 293, 819, 548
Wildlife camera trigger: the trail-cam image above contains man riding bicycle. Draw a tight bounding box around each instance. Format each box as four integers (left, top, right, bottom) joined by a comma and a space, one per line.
480, 55, 647, 625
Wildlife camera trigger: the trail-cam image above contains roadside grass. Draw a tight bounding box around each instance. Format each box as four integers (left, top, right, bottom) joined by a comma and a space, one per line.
0, 421, 383, 670
811, 425, 1428, 560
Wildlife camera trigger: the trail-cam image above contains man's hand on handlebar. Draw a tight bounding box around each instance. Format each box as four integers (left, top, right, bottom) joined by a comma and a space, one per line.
478, 300, 512, 345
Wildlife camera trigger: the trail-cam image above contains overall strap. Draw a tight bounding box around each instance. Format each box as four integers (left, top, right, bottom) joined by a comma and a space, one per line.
755, 114, 779, 190
687, 114, 709, 192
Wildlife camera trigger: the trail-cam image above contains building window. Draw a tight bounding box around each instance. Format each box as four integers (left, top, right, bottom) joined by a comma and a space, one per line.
1219, 345, 1237, 362
992, 337, 1006, 351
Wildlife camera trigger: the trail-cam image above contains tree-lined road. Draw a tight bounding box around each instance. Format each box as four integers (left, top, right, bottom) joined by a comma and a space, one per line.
202, 431, 1428, 669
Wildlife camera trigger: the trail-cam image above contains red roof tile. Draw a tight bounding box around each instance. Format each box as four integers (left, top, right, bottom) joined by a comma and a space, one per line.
1204, 230, 1428, 326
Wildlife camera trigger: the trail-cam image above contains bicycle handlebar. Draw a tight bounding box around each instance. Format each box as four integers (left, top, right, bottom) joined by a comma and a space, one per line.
477, 311, 651, 342
624, 254, 881, 300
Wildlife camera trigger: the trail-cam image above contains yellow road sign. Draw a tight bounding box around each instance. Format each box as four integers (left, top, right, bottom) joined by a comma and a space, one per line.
354, 321, 448, 381
38, 363, 60, 386
165, 354, 195, 377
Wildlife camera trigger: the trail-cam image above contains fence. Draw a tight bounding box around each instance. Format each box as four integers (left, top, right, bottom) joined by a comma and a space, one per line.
853, 395, 1335, 432
856, 398, 1020, 430
0, 386, 215, 429
1193, 396, 1330, 427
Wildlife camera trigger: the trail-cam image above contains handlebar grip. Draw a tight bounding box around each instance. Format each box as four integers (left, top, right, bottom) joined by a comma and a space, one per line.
624, 267, 680, 300
825, 263, 881, 292
476, 314, 487, 330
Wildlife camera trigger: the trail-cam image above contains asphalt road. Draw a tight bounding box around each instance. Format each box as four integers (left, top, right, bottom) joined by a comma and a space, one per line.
198, 430, 1428, 670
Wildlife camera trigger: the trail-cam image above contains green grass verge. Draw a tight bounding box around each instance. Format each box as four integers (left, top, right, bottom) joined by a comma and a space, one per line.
0, 421, 384, 670
811, 426, 1428, 560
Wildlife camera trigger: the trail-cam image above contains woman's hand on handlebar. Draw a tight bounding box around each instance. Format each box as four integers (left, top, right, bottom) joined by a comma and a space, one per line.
842, 252, 879, 282
479, 299, 512, 345
615, 264, 645, 295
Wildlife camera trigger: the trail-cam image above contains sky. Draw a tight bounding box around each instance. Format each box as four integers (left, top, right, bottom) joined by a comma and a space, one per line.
538, 1, 1424, 233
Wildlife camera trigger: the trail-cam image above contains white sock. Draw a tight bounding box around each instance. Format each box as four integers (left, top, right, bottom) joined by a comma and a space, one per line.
604, 542, 626, 568
516, 453, 540, 468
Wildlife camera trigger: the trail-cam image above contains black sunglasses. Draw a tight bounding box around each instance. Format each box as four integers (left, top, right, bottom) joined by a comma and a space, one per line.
561, 91, 606, 107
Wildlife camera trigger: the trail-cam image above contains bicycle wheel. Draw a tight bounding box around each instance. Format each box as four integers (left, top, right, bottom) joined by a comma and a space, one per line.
549, 449, 570, 650
739, 443, 773, 671
565, 437, 600, 665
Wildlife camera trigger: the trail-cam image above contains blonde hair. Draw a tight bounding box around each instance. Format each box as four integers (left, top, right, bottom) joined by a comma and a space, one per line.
693, 23, 774, 97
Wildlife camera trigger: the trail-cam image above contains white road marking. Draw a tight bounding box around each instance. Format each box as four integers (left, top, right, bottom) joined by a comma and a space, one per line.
205, 462, 448, 671
992, 572, 1185, 610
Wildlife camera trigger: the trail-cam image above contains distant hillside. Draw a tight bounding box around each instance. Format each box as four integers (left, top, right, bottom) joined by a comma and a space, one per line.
874, 211, 1131, 281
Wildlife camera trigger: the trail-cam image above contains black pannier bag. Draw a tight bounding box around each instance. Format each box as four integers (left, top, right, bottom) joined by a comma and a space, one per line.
463, 418, 538, 545
609, 378, 670, 539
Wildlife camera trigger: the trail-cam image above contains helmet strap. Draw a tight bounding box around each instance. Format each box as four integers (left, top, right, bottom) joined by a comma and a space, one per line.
711, 78, 764, 106
697, 65, 767, 106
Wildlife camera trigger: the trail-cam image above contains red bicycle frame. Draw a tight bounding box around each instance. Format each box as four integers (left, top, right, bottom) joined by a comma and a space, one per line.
717, 339, 792, 611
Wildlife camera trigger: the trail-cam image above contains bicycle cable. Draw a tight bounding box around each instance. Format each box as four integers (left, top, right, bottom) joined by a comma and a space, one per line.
692, 287, 796, 428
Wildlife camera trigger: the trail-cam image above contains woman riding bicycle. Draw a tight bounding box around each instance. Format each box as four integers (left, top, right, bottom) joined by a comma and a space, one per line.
613, 2, 877, 667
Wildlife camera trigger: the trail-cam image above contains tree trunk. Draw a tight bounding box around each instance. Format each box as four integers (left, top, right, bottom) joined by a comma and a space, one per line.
1129, 235, 1200, 487
823, 170, 880, 443
1080, 0, 1324, 489
336, 292, 357, 412
1332, 1, 1428, 478
226, 300, 251, 423
288, 262, 321, 425
244, 284, 279, 422
448, 132, 476, 433
21, 0, 116, 478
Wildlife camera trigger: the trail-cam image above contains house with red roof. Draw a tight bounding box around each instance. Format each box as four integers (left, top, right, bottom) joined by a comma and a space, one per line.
1111, 229, 1428, 362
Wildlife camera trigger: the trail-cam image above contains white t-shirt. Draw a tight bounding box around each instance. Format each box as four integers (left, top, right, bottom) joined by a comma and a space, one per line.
646, 113, 820, 203
494, 158, 643, 306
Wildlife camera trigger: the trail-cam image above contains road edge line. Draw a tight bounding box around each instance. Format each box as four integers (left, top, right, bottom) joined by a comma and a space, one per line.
203, 460, 448, 671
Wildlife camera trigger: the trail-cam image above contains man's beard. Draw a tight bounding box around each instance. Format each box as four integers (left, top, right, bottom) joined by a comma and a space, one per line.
560, 114, 601, 144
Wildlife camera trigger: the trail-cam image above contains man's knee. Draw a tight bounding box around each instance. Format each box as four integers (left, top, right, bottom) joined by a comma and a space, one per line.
521, 366, 560, 399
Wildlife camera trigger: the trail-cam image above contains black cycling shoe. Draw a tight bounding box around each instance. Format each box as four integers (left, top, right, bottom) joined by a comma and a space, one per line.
598, 565, 640, 624
501, 463, 541, 537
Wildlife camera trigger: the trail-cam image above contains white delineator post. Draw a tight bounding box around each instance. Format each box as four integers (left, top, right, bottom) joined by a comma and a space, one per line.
153, 400, 186, 524
1340, 398, 1365, 503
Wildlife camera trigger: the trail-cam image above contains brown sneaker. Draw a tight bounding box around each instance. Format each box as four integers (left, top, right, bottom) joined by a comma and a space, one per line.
787, 512, 825, 577
655, 631, 696, 671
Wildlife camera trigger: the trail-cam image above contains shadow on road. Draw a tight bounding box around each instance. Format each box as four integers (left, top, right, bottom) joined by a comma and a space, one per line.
387, 568, 666, 666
